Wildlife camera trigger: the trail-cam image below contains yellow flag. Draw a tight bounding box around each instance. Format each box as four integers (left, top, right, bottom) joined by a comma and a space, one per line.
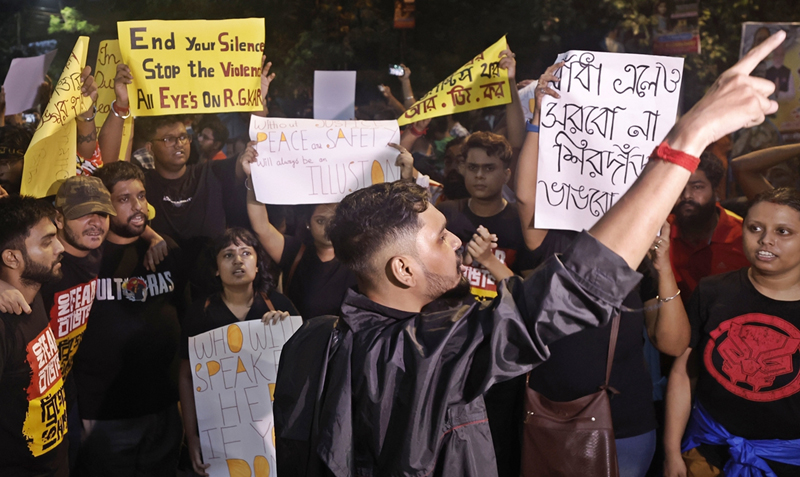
95, 40, 132, 161
398, 36, 511, 126
21, 37, 92, 197
117, 18, 265, 116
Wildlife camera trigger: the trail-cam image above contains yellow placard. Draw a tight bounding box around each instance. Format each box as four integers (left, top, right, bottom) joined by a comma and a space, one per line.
397, 36, 511, 126
95, 40, 133, 161
117, 18, 265, 116
21, 37, 91, 197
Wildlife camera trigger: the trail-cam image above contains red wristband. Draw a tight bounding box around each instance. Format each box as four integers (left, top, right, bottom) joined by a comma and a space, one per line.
112, 101, 130, 115
652, 141, 700, 173
409, 126, 427, 137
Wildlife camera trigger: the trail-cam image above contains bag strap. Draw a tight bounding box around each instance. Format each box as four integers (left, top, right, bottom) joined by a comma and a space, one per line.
284, 243, 306, 292
259, 291, 276, 312
603, 313, 621, 389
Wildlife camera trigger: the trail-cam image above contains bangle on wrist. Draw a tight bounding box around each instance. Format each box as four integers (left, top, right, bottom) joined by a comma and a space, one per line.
409, 126, 427, 137
79, 104, 97, 122
652, 141, 700, 173
405, 96, 414, 101
245, 177, 253, 191
526, 120, 540, 134
656, 289, 681, 303
111, 100, 131, 119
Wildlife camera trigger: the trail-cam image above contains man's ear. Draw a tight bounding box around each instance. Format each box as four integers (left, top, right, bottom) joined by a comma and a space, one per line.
387, 255, 417, 289
54, 211, 65, 230
504, 167, 512, 184
1, 249, 22, 270
145, 141, 153, 155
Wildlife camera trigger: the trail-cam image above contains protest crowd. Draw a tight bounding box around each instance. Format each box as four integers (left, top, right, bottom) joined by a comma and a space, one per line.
1, 16, 800, 477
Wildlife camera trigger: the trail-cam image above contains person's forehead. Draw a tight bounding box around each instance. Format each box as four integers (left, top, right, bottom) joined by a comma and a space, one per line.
201, 127, 215, 138
313, 204, 337, 217
221, 241, 254, 252
688, 169, 711, 185
155, 122, 186, 137
465, 148, 501, 164
748, 201, 800, 223
419, 206, 446, 234
112, 179, 146, 196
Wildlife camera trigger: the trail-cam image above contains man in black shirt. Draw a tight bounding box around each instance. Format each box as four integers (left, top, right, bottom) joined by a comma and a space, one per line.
72, 162, 186, 477
0, 195, 68, 476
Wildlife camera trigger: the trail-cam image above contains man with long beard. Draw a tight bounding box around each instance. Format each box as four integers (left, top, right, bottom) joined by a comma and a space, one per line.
668, 152, 750, 302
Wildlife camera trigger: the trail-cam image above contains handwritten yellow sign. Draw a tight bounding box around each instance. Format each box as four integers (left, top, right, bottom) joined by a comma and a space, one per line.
398, 36, 511, 126
21, 37, 91, 197
117, 18, 265, 116
95, 40, 132, 161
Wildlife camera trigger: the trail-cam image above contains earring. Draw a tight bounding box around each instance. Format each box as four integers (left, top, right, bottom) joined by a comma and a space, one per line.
306, 225, 310, 229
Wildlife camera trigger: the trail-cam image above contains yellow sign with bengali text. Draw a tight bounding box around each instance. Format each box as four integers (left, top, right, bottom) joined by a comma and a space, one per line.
117, 18, 265, 116
397, 36, 511, 126
95, 40, 132, 161
21, 37, 91, 197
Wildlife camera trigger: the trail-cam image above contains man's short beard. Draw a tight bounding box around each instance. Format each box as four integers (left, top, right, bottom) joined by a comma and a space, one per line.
421, 254, 463, 301
20, 249, 62, 286
62, 223, 104, 252
110, 215, 148, 238
674, 200, 717, 232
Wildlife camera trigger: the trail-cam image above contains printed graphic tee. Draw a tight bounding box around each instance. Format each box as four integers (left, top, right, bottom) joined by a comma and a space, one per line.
0, 294, 68, 476
689, 268, 800, 475
72, 237, 186, 420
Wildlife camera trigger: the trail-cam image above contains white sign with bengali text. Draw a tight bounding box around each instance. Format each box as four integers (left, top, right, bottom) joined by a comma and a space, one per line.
535, 51, 684, 231
249, 116, 402, 204
189, 317, 303, 477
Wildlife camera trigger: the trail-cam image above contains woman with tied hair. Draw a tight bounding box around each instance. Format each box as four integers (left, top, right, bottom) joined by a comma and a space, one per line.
177, 227, 298, 476
664, 188, 800, 476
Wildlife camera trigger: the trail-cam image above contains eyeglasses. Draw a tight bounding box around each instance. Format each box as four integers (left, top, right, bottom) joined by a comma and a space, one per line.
153, 134, 191, 147
0, 157, 23, 172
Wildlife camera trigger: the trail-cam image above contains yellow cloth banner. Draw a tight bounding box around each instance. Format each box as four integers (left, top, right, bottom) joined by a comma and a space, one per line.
95, 40, 132, 161
397, 36, 511, 126
21, 37, 91, 197
117, 18, 265, 116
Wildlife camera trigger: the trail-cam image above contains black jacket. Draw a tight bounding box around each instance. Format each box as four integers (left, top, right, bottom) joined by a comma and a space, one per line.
274, 232, 640, 477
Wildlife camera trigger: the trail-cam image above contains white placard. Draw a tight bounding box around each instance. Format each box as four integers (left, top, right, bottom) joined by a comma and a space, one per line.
189, 317, 303, 477
249, 116, 402, 204
535, 51, 684, 231
313, 70, 356, 120
2, 50, 57, 116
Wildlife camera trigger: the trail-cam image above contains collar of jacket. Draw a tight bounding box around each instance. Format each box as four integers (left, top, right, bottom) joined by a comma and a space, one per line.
338, 289, 419, 332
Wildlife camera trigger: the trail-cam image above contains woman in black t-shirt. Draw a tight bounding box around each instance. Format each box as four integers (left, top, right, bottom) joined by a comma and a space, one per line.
664, 188, 800, 477
177, 228, 298, 476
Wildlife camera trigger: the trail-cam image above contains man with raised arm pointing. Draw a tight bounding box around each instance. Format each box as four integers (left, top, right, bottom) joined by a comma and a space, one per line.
245, 32, 786, 477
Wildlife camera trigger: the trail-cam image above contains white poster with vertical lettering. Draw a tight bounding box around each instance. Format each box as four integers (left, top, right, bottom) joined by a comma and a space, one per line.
249, 116, 401, 204
535, 51, 684, 231
188, 317, 303, 477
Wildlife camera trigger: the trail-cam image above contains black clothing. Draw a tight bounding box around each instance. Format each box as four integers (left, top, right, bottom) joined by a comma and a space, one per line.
180, 290, 298, 360
528, 229, 658, 438
274, 232, 641, 476
689, 269, 800, 476
73, 237, 187, 420
278, 235, 356, 319
0, 295, 68, 476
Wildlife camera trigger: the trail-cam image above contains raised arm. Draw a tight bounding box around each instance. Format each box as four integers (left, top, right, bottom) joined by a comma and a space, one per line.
398, 64, 416, 109
98, 63, 132, 163
515, 63, 562, 250
379, 85, 407, 116
731, 142, 800, 199
588, 31, 785, 269
76, 66, 99, 160
241, 144, 286, 263
499, 48, 525, 152
252, 56, 275, 119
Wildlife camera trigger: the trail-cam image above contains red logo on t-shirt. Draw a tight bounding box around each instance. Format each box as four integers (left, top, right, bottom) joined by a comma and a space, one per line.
704, 313, 800, 402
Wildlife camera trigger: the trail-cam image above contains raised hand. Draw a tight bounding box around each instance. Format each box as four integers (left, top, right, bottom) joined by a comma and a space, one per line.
114, 63, 132, 108
498, 48, 517, 80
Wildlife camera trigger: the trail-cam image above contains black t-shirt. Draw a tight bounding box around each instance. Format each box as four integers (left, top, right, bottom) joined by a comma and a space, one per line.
144, 161, 227, 243
72, 237, 187, 420
437, 198, 535, 299
689, 269, 800, 475
0, 294, 68, 476
278, 235, 357, 319
180, 290, 298, 360
527, 229, 658, 438
40, 248, 102, 407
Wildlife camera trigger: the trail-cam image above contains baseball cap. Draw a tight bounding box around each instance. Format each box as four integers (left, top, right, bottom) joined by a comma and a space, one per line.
55, 176, 117, 220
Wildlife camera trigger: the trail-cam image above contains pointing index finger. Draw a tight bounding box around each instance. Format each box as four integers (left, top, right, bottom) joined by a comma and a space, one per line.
731, 30, 786, 76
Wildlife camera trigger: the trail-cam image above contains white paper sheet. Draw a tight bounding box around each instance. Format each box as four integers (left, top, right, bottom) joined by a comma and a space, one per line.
313, 70, 356, 120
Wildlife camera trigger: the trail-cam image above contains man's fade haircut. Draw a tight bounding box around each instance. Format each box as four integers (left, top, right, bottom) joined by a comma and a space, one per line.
0, 195, 56, 258
748, 187, 800, 216
138, 115, 185, 141
93, 161, 146, 195
463, 131, 513, 168
327, 181, 429, 280
697, 151, 725, 189
197, 115, 229, 147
